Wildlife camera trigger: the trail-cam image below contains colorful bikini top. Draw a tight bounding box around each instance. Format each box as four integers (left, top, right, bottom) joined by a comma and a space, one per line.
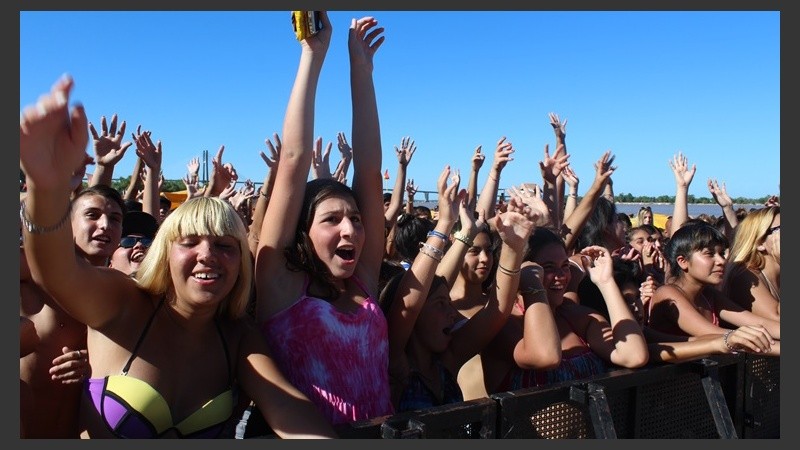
85, 299, 235, 438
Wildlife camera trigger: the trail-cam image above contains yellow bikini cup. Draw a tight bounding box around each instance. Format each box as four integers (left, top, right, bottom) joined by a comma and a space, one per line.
105, 375, 233, 435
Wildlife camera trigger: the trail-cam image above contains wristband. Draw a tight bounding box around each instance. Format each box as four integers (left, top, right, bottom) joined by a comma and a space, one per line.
453, 230, 473, 247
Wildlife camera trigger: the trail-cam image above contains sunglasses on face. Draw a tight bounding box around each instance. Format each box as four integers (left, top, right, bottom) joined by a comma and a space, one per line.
120, 236, 153, 249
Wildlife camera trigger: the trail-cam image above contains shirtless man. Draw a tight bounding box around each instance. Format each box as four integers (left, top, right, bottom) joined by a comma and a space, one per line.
20, 184, 124, 437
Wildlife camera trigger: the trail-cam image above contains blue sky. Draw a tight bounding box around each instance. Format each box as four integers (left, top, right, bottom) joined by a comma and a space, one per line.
20, 10, 780, 199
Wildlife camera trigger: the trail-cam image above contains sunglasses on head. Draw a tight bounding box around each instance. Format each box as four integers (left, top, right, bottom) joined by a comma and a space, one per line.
120, 236, 153, 249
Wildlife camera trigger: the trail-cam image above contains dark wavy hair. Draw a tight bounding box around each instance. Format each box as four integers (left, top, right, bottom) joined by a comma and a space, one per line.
284, 178, 356, 301
523, 227, 565, 262
574, 197, 618, 252
393, 213, 434, 263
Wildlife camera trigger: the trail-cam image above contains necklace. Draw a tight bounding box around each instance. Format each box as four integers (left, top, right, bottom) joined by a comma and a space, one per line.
760, 270, 780, 302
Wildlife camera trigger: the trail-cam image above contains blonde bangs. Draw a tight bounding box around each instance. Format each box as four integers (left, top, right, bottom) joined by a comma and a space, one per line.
136, 197, 252, 319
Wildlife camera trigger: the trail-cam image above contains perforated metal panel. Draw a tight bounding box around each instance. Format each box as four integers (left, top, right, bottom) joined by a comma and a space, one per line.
528, 401, 592, 439
744, 355, 780, 438
636, 372, 719, 438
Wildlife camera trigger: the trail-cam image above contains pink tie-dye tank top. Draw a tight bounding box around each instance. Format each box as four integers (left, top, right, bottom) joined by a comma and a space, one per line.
260, 275, 394, 425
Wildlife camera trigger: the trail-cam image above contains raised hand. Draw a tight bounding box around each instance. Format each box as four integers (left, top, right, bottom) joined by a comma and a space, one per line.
579, 245, 616, 285
548, 112, 567, 143
763, 195, 780, 208
219, 180, 237, 202
405, 179, 418, 198
471, 145, 485, 171
707, 178, 733, 209
539, 143, 570, 183
311, 136, 333, 179
592, 150, 617, 187
186, 156, 200, 183
435, 166, 461, 227
490, 136, 514, 178
182, 172, 202, 199
88, 113, 132, 167
562, 165, 579, 191
259, 133, 282, 170
336, 131, 352, 162
132, 129, 162, 172
669, 151, 696, 189
230, 179, 258, 211
508, 183, 550, 227
20, 74, 90, 191
394, 136, 417, 167
333, 132, 352, 181
492, 194, 539, 249
348, 16, 385, 71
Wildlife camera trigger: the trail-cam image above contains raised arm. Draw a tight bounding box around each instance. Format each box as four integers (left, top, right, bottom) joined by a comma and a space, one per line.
476, 137, 514, 221
349, 15, 386, 293
248, 133, 281, 257
538, 143, 570, 228
668, 151, 696, 236
561, 165, 580, 222
707, 178, 738, 240
560, 150, 616, 253
385, 136, 416, 226
20, 75, 138, 328
332, 131, 353, 183
466, 145, 485, 210
513, 263, 561, 369
450, 194, 540, 367
255, 11, 332, 319
580, 245, 649, 368
88, 114, 132, 187
310, 137, 333, 179
548, 112, 568, 219
204, 145, 237, 198
132, 129, 163, 220
386, 167, 459, 367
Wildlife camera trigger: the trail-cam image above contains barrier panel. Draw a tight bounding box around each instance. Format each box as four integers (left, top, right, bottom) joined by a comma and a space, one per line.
742, 354, 780, 438
238, 354, 779, 439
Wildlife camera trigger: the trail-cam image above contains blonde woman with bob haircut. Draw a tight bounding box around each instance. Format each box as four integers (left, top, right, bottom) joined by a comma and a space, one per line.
20, 74, 336, 439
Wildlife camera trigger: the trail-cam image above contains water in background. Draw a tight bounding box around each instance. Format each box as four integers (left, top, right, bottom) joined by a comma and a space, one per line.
615, 203, 763, 218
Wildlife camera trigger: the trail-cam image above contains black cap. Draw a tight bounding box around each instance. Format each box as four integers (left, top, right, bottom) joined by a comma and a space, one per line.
122, 211, 159, 239
124, 199, 143, 212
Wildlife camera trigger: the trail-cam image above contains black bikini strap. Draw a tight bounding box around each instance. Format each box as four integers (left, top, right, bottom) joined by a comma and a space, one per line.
122, 298, 165, 375
214, 318, 232, 386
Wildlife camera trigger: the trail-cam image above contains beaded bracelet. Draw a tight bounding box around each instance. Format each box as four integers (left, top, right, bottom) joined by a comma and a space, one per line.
722, 329, 738, 354
418, 242, 443, 261
497, 264, 521, 276
427, 230, 450, 244
453, 230, 473, 247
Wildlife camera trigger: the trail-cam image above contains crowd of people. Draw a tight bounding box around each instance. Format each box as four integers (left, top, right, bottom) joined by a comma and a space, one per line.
20, 11, 780, 439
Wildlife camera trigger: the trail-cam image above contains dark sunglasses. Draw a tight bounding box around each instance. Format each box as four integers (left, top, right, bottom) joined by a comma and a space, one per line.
766, 225, 780, 236
120, 236, 153, 249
